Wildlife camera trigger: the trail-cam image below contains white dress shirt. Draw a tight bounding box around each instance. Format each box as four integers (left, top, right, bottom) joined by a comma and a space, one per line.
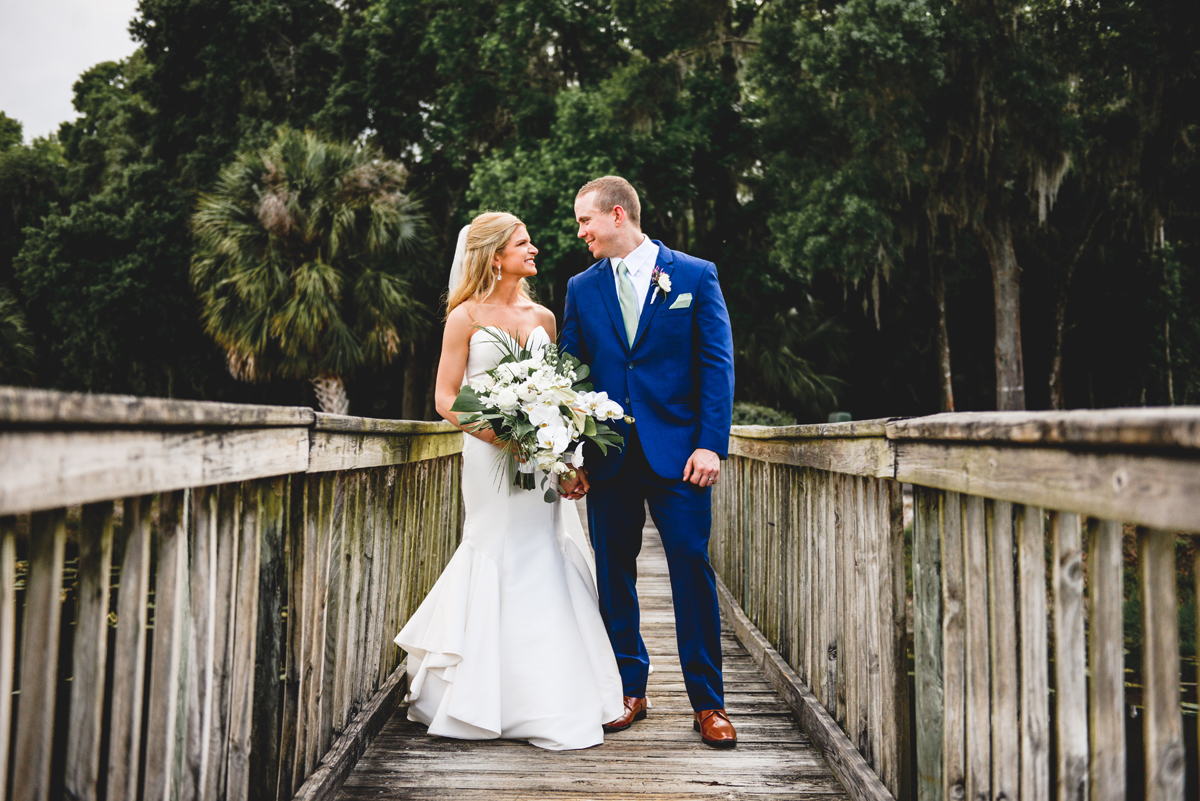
611, 234, 660, 315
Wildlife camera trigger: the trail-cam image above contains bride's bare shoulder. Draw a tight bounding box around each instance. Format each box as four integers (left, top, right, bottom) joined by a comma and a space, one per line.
444, 302, 480, 341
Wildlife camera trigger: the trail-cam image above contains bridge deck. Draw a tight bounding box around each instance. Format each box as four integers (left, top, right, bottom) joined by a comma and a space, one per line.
336, 505, 849, 800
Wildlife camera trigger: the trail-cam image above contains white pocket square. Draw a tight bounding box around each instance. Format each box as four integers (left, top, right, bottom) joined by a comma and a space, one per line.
668, 292, 693, 309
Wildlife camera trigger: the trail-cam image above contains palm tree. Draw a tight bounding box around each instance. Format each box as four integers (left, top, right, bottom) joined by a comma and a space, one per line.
191, 128, 425, 414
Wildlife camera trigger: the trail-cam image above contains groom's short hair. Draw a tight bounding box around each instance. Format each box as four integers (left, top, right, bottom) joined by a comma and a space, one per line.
577, 176, 641, 229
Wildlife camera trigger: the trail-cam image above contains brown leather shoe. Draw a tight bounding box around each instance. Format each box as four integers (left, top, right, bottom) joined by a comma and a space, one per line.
694, 708, 737, 748
603, 696, 648, 733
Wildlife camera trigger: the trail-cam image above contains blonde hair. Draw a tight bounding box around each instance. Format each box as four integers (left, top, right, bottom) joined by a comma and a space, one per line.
446, 211, 534, 316
577, 176, 641, 228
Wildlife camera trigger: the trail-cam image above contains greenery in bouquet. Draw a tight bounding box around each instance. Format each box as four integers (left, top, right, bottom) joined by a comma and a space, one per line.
450, 327, 632, 501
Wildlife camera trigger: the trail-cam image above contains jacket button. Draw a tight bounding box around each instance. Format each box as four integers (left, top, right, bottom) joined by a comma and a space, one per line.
625, 397, 631, 405
628, 362, 634, 369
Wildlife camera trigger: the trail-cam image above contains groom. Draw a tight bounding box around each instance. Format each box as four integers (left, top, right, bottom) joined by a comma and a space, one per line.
560, 176, 737, 748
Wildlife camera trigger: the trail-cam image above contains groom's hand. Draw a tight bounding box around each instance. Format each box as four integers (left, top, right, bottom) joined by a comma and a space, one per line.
560, 467, 590, 500
682, 448, 721, 487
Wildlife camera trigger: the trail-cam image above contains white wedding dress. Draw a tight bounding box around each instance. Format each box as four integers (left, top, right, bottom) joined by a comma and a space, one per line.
394, 325, 624, 750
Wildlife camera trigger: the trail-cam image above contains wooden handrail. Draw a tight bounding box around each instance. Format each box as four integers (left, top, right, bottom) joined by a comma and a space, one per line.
0, 387, 465, 801
715, 407, 1200, 801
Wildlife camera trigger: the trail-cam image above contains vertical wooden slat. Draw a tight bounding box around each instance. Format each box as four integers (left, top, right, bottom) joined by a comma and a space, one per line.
837, 474, 852, 733
0, 517, 15, 800
144, 490, 191, 801
277, 475, 304, 800
65, 502, 114, 801
319, 472, 346, 755
108, 495, 153, 801
1138, 527, 1185, 801
297, 473, 318, 779
860, 478, 881, 766
962, 495, 990, 799
800, 469, 813, 687
226, 481, 263, 801
185, 486, 218, 801
824, 472, 838, 714
880, 480, 909, 797
304, 471, 331, 772
1017, 504, 1050, 801
1051, 511, 1088, 801
206, 484, 241, 801
14, 508, 67, 801
1087, 518, 1125, 800
250, 476, 286, 801
988, 501, 1019, 799
913, 487, 944, 801
340, 472, 365, 725
940, 491, 966, 801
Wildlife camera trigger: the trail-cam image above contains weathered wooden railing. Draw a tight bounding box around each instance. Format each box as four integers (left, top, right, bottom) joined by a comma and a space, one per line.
712, 409, 1200, 801
0, 387, 464, 801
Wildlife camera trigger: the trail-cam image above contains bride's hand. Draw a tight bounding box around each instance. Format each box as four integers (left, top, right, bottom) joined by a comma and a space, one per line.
559, 467, 589, 500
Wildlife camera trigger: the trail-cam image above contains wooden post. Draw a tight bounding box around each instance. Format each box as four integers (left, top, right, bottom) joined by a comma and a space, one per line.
226, 481, 263, 801
250, 475, 286, 801
1051, 512, 1088, 801
1016, 505, 1050, 801
14, 508, 67, 801
108, 496, 154, 801
988, 501, 1019, 799
185, 486, 219, 801
1138, 527, 1185, 801
66, 502, 114, 801
940, 492, 966, 801
0, 517, 14, 800
913, 487, 944, 801
1087, 518, 1125, 800
144, 489, 191, 801
962, 495, 991, 799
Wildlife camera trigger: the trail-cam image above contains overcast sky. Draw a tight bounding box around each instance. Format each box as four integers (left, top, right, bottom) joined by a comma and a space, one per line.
1, 0, 141, 142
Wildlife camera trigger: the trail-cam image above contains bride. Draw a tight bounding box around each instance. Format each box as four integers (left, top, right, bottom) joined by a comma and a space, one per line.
394, 212, 625, 750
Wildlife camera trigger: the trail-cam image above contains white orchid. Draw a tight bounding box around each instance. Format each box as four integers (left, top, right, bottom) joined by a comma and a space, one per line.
537, 425, 570, 454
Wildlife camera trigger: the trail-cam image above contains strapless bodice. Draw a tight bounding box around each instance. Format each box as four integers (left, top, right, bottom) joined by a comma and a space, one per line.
464, 325, 551, 385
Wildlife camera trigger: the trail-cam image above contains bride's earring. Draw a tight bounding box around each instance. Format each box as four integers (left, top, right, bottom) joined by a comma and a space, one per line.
495, 264, 502, 281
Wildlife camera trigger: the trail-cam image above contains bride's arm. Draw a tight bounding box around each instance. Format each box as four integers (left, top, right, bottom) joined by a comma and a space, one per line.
434, 307, 505, 447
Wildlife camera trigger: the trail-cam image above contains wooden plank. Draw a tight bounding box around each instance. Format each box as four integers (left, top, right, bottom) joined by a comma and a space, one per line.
1138, 527, 1186, 801
226, 482, 263, 801
0, 517, 15, 799
145, 490, 191, 801
880, 480, 909, 797
727, 435, 894, 479
732, 418, 891, 440
1016, 505, 1050, 801
184, 486, 219, 801
1051, 512, 1088, 801
940, 492, 966, 801
0, 386, 314, 427
715, 575, 893, 801
1087, 518, 1125, 801
250, 476, 286, 801
307, 431, 464, 473
0, 427, 310, 515
319, 472, 347, 756
885, 407, 1200, 450
313, 414, 458, 434
835, 474, 847, 729
892, 440, 1200, 531
108, 496, 153, 801
301, 472, 331, 778
292, 664, 410, 801
206, 484, 241, 801
65, 502, 115, 801
912, 487, 943, 801
277, 474, 306, 801
13, 508, 67, 801
962, 495, 990, 799
987, 501, 1019, 800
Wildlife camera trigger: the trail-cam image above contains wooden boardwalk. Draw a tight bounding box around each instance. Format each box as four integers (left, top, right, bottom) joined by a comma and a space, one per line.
336, 505, 849, 800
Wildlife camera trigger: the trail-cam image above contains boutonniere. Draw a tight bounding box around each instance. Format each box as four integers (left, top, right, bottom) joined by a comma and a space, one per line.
650, 266, 672, 304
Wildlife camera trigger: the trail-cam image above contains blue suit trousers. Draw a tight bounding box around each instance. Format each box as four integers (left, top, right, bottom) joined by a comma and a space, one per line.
586, 426, 724, 711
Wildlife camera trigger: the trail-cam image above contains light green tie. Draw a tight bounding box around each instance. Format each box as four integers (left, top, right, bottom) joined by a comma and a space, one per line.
615, 260, 639, 347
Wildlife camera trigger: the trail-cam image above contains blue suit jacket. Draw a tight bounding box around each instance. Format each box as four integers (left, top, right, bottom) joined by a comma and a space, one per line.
561, 241, 735, 482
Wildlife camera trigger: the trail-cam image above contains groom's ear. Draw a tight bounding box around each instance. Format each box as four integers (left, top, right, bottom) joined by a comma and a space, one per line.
612, 205, 628, 225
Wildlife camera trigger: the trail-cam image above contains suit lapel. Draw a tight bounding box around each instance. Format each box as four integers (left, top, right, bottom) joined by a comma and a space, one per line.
630, 242, 674, 351
594, 259, 631, 354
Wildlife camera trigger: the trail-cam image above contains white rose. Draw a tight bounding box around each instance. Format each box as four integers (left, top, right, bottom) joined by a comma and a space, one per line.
495, 388, 520, 412
657, 272, 672, 293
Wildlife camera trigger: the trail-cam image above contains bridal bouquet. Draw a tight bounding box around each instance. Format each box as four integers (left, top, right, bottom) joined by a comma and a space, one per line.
450, 328, 631, 501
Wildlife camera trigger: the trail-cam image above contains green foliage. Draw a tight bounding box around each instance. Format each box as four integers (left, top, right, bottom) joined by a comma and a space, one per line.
731, 402, 795, 427
0, 285, 35, 384
191, 127, 426, 384
0, 113, 22, 150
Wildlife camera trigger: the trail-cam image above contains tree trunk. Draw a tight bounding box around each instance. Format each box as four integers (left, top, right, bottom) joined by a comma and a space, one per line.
401, 340, 422, 420
931, 256, 955, 412
311, 374, 349, 415
976, 209, 1026, 411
